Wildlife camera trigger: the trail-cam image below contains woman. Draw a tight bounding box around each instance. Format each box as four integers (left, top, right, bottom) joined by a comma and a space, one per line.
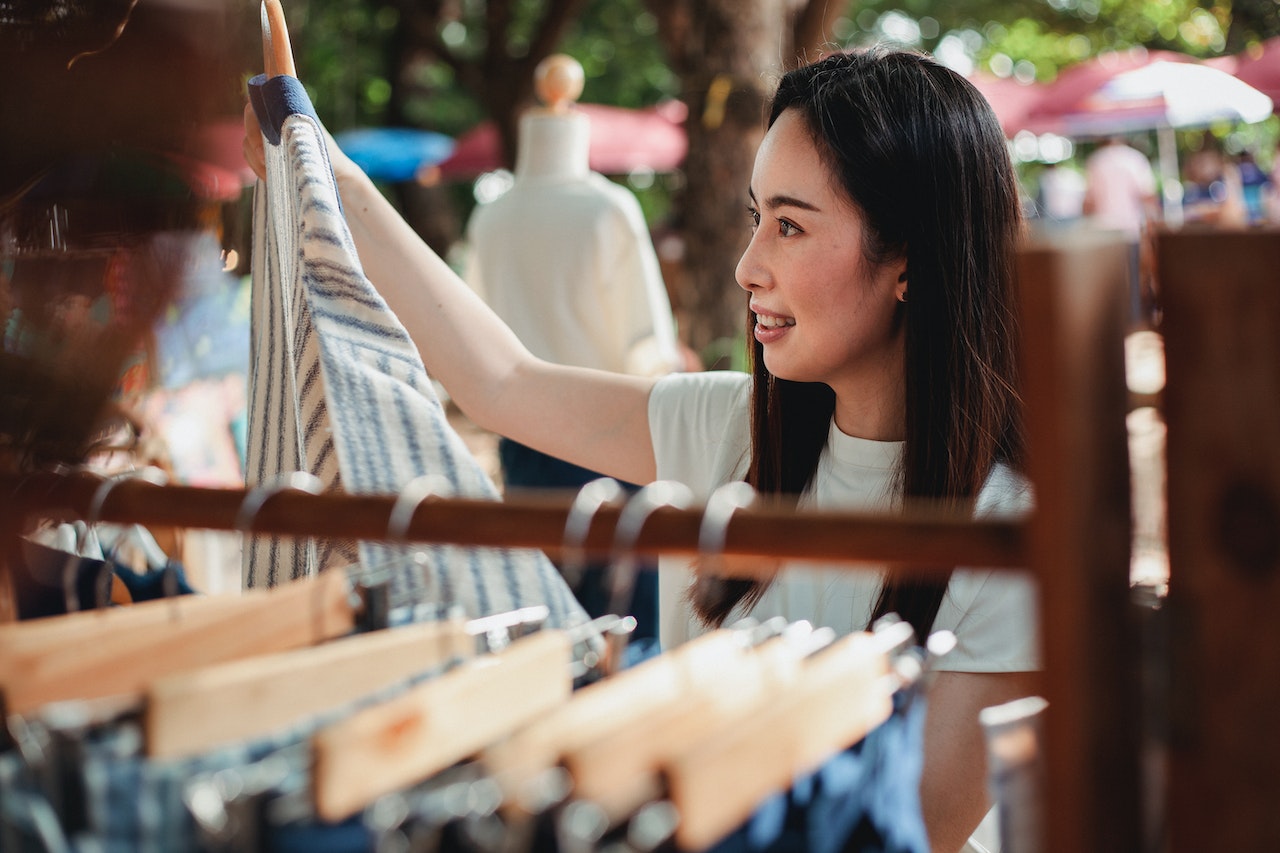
245, 47, 1037, 852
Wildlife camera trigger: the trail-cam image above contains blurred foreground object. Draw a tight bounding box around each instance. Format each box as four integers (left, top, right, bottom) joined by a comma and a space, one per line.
0, 0, 236, 473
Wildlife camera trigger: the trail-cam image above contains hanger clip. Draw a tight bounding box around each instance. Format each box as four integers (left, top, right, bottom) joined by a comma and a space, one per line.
353, 574, 392, 634
569, 614, 638, 685
465, 605, 550, 655
187, 747, 307, 853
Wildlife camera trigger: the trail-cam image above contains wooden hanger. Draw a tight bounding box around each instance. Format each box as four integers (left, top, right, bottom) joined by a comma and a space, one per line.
0, 583, 258, 650
0, 570, 355, 715
144, 614, 474, 759
478, 628, 748, 813
311, 626, 574, 822
663, 623, 909, 851
560, 625, 829, 825
261, 0, 296, 79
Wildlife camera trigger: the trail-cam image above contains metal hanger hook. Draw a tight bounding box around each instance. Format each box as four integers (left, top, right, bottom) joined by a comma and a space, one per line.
386, 474, 454, 543
234, 471, 324, 534
696, 480, 758, 569
63, 465, 168, 614
561, 477, 628, 592
384, 474, 454, 612
606, 480, 694, 619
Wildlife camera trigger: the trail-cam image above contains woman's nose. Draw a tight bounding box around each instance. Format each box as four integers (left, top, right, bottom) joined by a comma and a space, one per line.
735, 237, 768, 292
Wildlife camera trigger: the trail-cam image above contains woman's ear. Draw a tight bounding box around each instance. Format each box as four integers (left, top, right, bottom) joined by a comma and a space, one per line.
895, 260, 908, 303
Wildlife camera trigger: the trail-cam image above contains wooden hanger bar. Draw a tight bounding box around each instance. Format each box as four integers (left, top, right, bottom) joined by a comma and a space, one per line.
479, 628, 748, 809
145, 616, 474, 759
5, 471, 1026, 571
664, 630, 894, 851
311, 628, 573, 822
562, 629, 820, 824
0, 586, 253, 649
0, 571, 353, 714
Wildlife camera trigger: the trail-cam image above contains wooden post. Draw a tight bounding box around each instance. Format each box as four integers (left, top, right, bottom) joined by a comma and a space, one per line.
1160, 228, 1280, 851
1017, 232, 1142, 853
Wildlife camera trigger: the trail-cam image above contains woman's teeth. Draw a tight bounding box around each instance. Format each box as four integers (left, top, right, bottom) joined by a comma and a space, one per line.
756, 314, 795, 328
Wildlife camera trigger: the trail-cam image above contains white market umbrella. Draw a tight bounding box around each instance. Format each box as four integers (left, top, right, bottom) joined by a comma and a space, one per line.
1025, 55, 1275, 224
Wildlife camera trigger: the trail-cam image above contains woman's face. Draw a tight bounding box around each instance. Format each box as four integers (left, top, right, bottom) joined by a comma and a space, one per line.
736, 109, 905, 401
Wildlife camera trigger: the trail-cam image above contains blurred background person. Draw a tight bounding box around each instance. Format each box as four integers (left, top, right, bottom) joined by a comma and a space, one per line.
1083, 136, 1161, 326
1181, 131, 1247, 226
1036, 160, 1087, 227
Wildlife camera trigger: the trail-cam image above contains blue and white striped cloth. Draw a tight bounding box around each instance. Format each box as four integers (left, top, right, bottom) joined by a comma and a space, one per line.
244, 74, 586, 628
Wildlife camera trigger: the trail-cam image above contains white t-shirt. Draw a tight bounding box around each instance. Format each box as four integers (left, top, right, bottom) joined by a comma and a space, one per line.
648, 370, 1040, 673
465, 171, 679, 376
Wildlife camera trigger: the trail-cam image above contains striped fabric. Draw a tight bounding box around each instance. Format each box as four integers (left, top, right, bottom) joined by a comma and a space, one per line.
245, 119, 355, 586
244, 74, 586, 627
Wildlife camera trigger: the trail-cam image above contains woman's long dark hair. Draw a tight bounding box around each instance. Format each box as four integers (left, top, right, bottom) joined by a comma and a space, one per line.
691, 47, 1026, 642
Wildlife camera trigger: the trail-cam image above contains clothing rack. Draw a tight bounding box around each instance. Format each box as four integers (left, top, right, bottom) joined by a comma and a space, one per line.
0, 231, 1144, 853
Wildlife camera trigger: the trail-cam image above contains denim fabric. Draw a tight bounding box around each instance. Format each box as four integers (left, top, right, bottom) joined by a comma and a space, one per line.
264, 816, 371, 853
10, 540, 197, 622
0, 640, 457, 853
109, 562, 196, 603
12, 540, 115, 619
705, 690, 929, 853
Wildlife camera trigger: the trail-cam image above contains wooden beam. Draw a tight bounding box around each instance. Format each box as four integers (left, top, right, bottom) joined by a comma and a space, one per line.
1160, 227, 1280, 852
1018, 232, 1142, 853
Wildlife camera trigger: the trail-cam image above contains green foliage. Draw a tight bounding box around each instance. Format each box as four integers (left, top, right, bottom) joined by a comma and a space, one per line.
562, 0, 679, 108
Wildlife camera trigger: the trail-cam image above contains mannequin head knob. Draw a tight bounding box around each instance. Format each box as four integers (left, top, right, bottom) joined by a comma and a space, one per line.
535, 54, 585, 114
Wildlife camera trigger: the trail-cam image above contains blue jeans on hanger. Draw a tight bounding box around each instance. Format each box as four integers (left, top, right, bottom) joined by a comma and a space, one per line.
704, 689, 930, 853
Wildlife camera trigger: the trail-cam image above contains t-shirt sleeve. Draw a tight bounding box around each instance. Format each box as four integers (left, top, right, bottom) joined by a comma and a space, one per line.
648, 370, 752, 649
934, 569, 1040, 672
647, 370, 752, 498
933, 464, 1040, 672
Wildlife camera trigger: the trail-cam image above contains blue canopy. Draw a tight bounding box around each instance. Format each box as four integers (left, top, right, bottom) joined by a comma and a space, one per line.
333, 127, 455, 183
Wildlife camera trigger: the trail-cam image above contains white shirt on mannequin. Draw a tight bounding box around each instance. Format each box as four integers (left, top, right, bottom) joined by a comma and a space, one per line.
464, 107, 679, 376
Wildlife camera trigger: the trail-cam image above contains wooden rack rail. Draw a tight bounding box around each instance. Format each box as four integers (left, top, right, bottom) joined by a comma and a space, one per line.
1, 471, 1025, 571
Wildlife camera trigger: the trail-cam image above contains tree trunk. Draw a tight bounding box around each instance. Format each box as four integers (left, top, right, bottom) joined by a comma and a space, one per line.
649, 0, 789, 365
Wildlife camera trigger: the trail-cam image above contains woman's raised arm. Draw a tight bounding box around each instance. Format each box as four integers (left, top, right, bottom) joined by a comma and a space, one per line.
242, 104, 659, 486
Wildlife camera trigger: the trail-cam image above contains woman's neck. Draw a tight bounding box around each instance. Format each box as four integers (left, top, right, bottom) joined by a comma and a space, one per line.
829, 348, 911, 440
515, 111, 590, 181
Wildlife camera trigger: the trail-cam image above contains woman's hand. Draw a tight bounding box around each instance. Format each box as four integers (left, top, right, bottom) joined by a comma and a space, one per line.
240, 99, 362, 185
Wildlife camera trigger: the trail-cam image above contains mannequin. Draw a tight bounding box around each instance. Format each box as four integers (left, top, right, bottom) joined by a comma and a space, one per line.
465, 54, 679, 377
464, 55, 681, 640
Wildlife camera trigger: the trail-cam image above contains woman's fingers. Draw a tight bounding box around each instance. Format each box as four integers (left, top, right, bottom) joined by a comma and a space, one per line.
242, 101, 267, 181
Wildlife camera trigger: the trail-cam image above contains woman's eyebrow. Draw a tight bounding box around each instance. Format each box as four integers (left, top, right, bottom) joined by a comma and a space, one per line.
748, 187, 821, 213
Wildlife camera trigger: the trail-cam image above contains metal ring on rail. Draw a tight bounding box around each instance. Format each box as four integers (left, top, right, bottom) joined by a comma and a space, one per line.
385, 474, 454, 613
696, 480, 759, 572
234, 471, 324, 535
560, 477, 629, 594
606, 480, 695, 626
63, 466, 169, 614
236, 472, 325, 635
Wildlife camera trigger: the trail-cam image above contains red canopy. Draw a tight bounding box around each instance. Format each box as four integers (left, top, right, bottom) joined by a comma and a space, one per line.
1020, 49, 1202, 135
438, 101, 688, 179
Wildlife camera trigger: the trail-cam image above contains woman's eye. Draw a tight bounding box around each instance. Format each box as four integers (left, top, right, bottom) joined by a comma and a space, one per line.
778, 220, 800, 237
746, 206, 761, 229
